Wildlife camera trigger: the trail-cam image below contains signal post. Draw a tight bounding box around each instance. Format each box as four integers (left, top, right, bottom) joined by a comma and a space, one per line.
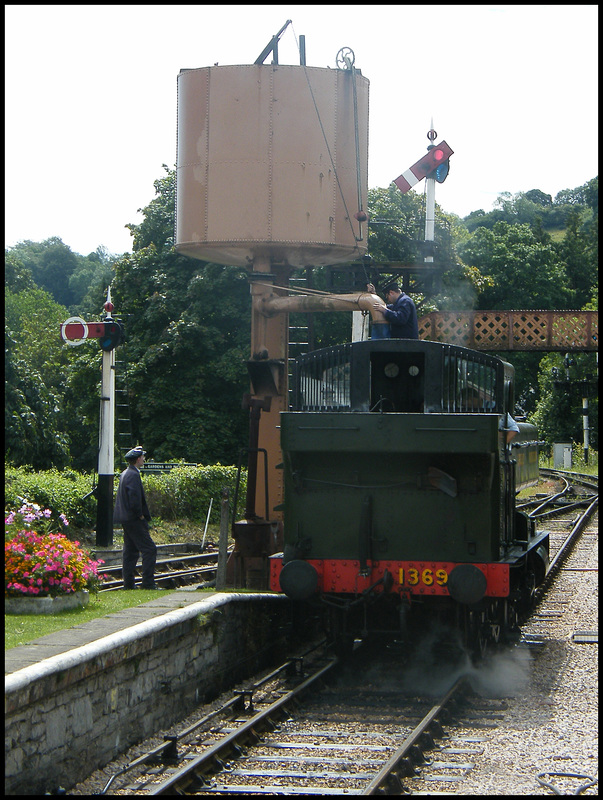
61, 288, 124, 546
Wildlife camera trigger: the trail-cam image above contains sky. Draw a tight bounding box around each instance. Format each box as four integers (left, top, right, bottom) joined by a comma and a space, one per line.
5, 4, 598, 257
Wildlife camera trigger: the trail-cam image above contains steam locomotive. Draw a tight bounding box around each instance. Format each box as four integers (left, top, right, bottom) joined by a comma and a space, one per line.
269, 338, 549, 657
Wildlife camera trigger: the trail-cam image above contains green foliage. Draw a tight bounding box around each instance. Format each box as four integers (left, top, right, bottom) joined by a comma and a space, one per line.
7, 238, 79, 307
555, 208, 598, 308
6, 238, 118, 311
5, 328, 71, 470
141, 464, 246, 524
458, 222, 571, 310
111, 167, 252, 465
528, 352, 598, 450
5, 250, 35, 293
4, 463, 247, 533
5, 286, 70, 389
4, 466, 97, 529
4, 282, 99, 470
367, 185, 426, 263
463, 180, 597, 234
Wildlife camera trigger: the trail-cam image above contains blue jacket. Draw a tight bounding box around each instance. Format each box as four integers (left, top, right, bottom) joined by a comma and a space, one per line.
383, 292, 419, 339
113, 465, 151, 523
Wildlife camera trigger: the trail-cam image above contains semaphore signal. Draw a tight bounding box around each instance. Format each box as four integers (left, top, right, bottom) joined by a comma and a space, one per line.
393, 139, 453, 194
60, 286, 124, 546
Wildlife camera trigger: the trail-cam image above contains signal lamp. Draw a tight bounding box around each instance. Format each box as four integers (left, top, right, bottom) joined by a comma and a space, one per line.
99, 320, 123, 352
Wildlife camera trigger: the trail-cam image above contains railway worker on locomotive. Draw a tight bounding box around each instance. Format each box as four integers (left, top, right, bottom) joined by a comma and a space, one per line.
366, 282, 419, 339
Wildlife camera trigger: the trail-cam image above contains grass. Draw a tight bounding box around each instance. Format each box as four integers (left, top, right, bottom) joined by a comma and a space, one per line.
4, 587, 218, 650
5, 519, 229, 652
539, 453, 598, 476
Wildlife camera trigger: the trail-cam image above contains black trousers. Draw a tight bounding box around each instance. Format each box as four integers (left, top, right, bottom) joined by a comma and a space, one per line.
122, 519, 157, 588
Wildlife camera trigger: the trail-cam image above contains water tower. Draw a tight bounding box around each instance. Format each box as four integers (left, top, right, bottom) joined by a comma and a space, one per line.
175, 38, 370, 585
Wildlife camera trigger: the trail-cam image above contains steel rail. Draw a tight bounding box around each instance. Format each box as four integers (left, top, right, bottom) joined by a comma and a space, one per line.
361, 676, 467, 795
99, 643, 327, 795
99, 552, 220, 591
148, 657, 339, 795
99, 566, 217, 592
100, 551, 220, 577
533, 492, 598, 606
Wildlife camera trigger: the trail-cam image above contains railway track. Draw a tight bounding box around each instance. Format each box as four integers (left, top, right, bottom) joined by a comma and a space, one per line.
100, 641, 482, 796
99, 550, 223, 592
523, 469, 597, 606
83, 469, 596, 795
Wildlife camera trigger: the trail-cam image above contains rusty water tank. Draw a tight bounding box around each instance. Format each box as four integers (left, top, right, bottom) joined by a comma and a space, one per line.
175, 63, 369, 268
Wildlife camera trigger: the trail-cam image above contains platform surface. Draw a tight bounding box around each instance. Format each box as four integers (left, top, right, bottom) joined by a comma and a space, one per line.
5, 590, 214, 675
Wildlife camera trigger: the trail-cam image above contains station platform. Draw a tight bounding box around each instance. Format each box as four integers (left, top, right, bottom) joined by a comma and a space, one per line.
6, 589, 290, 794
4, 588, 215, 675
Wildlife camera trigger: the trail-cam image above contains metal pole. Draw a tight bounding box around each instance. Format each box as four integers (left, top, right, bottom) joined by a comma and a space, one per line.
424, 176, 436, 264
424, 123, 437, 267
299, 34, 306, 65
582, 393, 589, 465
201, 498, 213, 550
96, 347, 115, 546
216, 489, 229, 590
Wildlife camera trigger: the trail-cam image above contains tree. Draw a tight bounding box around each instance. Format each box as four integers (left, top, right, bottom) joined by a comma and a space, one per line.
5, 286, 71, 391
69, 246, 116, 311
530, 352, 598, 451
8, 237, 79, 307
366, 185, 426, 263
6, 238, 118, 310
555, 208, 598, 308
524, 189, 552, 206
4, 254, 104, 471
458, 221, 571, 310
5, 250, 35, 293
5, 326, 70, 469
111, 166, 252, 465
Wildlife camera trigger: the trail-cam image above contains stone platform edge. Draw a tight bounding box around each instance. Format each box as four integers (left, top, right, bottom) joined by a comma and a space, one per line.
5, 592, 286, 700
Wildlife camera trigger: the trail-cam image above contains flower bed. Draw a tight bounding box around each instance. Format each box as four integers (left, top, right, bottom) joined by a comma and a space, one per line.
5, 498, 105, 602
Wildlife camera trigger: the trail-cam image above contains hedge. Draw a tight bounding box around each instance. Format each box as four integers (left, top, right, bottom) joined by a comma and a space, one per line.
5, 466, 97, 530
5, 464, 247, 533
142, 464, 246, 524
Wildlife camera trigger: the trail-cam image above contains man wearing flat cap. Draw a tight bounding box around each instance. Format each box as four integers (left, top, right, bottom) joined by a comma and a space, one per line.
114, 446, 158, 589
367, 282, 419, 339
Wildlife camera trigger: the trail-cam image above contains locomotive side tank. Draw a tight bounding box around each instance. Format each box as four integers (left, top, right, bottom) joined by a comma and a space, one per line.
270, 339, 547, 653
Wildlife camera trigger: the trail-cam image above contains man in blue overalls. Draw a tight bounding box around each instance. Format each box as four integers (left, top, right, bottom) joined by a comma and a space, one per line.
367, 282, 419, 339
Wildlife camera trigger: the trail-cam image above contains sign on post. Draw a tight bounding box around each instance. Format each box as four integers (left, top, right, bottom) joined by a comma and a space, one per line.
139, 462, 197, 473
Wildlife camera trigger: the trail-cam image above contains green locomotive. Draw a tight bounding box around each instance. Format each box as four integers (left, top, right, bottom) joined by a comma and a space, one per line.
270, 339, 548, 656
